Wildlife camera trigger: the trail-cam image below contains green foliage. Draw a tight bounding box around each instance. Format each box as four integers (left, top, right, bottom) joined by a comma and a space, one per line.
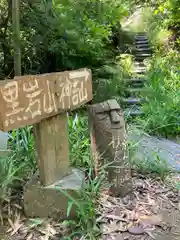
0, 114, 92, 202
153, 0, 180, 30
68, 114, 91, 168
60, 169, 106, 239
93, 64, 125, 103
138, 49, 180, 137
92, 54, 133, 103
0, 155, 21, 202
132, 154, 170, 180
0, 126, 36, 203
9, 127, 36, 171
129, 135, 171, 181
49, 0, 126, 69
0, 0, 129, 78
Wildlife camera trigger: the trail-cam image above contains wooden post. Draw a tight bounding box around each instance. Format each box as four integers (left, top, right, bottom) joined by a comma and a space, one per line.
0, 0, 21, 156
12, 0, 21, 76
0, 69, 92, 183
34, 113, 70, 185
0, 69, 92, 218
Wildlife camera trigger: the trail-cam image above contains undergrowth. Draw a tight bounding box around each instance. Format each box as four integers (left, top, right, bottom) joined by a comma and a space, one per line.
128, 129, 171, 181
125, 5, 180, 137
0, 114, 105, 238
1, 3, 179, 238
138, 49, 180, 137
60, 169, 106, 240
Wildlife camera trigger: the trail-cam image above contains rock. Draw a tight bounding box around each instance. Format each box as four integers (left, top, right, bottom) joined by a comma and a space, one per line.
128, 226, 145, 235
0, 131, 9, 156
128, 126, 180, 171
88, 100, 133, 197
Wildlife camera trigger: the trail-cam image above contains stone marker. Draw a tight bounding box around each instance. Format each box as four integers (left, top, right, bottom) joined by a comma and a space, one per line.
88, 99, 133, 197
0, 131, 9, 156
0, 68, 92, 218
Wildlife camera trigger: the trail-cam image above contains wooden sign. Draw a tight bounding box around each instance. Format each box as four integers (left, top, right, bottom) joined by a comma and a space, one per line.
0, 68, 92, 131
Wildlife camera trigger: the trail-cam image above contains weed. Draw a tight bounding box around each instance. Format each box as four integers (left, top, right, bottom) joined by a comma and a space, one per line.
59, 168, 107, 239
128, 137, 171, 181
68, 113, 91, 168
0, 126, 36, 204
138, 49, 180, 137
0, 114, 105, 239
9, 126, 36, 172
0, 155, 22, 203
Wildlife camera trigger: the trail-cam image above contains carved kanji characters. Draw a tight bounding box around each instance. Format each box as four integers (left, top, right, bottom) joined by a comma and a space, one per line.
71, 80, 79, 106
23, 78, 43, 119
59, 77, 72, 109
78, 80, 88, 103
1, 81, 24, 127
43, 80, 57, 114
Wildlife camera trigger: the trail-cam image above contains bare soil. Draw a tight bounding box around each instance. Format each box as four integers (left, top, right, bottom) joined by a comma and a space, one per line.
0, 173, 179, 240
100, 173, 180, 240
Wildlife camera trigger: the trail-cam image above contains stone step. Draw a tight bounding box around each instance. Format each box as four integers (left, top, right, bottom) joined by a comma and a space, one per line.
136, 45, 150, 50
135, 37, 148, 41
132, 72, 146, 77
126, 87, 147, 94
136, 40, 149, 44
129, 82, 145, 88
136, 48, 152, 53
133, 68, 146, 74
125, 81, 145, 88
122, 97, 144, 105
124, 107, 144, 117
132, 48, 152, 55
136, 35, 147, 38
125, 78, 146, 84
134, 61, 146, 67
136, 32, 146, 36
134, 65, 147, 70
135, 53, 151, 60
136, 42, 149, 46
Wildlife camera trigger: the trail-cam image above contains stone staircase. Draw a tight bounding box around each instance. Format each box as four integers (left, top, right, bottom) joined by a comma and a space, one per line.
122, 32, 152, 118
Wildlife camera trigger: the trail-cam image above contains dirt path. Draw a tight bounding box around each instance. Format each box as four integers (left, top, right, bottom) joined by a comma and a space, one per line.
100, 174, 180, 240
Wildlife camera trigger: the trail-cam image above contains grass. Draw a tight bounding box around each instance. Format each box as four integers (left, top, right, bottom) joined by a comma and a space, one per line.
0, 108, 177, 238
0, 155, 22, 202
137, 49, 180, 137
122, 6, 180, 138
0, 114, 106, 238
1, 7, 179, 236
128, 130, 171, 181
130, 152, 171, 181
60, 169, 106, 239
68, 113, 92, 168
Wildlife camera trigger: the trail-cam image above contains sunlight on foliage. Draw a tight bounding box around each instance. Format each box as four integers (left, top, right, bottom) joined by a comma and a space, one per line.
138, 49, 180, 137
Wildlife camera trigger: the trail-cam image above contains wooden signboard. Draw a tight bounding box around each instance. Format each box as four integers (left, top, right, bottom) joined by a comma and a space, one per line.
0, 68, 92, 131
0, 68, 92, 186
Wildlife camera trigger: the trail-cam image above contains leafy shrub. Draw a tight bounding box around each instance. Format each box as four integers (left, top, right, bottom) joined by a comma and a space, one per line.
68, 114, 91, 168
0, 0, 129, 78
138, 49, 180, 137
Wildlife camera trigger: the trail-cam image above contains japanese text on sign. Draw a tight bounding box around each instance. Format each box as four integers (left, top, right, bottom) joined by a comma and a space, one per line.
0, 69, 92, 131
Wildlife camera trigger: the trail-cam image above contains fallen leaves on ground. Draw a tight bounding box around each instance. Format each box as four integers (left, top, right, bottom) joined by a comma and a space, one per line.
99, 174, 180, 240
1, 173, 180, 240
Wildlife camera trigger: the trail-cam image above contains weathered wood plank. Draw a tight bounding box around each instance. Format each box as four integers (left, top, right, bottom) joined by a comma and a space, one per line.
34, 113, 70, 186
0, 69, 92, 131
